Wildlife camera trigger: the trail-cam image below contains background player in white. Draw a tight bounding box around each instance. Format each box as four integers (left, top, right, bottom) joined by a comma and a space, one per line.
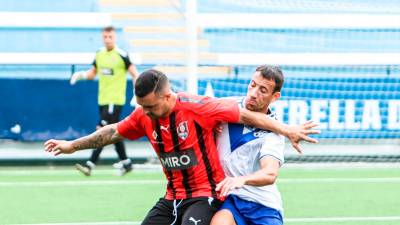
211, 65, 298, 225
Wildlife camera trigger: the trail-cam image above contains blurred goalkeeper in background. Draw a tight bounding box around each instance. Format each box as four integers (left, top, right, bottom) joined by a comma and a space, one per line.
70, 26, 139, 176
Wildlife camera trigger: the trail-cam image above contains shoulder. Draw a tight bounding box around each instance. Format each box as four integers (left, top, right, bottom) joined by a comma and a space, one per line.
262, 130, 285, 152
227, 96, 245, 108
260, 132, 285, 163
176, 92, 235, 109
177, 92, 208, 105
176, 92, 222, 117
96, 47, 106, 54
124, 107, 145, 122
115, 46, 129, 57
267, 109, 279, 121
263, 107, 284, 143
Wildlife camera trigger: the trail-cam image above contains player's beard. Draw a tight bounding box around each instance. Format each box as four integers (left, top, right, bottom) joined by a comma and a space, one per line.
146, 112, 159, 119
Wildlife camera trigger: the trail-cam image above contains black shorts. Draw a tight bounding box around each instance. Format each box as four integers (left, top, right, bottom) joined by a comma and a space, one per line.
98, 104, 123, 127
142, 197, 222, 225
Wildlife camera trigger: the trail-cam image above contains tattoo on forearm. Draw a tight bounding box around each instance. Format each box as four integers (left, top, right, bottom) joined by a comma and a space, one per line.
72, 125, 122, 151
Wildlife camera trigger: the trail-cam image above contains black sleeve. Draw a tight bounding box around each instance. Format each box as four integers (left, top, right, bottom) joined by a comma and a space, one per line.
93, 50, 100, 68
120, 53, 132, 70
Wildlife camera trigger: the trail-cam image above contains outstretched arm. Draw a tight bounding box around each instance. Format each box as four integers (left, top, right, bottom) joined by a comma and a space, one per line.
128, 64, 139, 81
238, 108, 320, 153
70, 66, 97, 85
44, 123, 124, 156
85, 66, 97, 80
128, 64, 140, 107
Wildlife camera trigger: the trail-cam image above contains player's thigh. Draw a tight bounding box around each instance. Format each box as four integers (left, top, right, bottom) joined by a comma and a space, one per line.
109, 105, 123, 123
98, 105, 110, 126
218, 196, 247, 225
141, 198, 175, 225
210, 209, 236, 225
181, 197, 222, 225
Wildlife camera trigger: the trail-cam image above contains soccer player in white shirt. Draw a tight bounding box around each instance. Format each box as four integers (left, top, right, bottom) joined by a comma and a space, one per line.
211, 65, 305, 225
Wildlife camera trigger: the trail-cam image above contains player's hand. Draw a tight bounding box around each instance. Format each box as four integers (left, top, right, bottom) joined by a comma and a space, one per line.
213, 122, 223, 134
286, 120, 320, 154
216, 176, 246, 197
70, 71, 87, 85
44, 139, 76, 156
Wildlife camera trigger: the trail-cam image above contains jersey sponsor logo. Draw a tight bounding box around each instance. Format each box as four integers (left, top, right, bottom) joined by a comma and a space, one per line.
159, 148, 198, 170
242, 125, 255, 134
100, 67, 114, 76
177, 121, 189, 140
253, 130, 270, 138
228, 123, 271, 152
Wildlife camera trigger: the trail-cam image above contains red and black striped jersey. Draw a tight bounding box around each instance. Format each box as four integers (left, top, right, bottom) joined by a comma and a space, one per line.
117, 92, 240, 200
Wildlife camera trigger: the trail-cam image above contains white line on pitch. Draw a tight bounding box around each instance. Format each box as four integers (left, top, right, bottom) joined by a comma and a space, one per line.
10, 222, 140, 225
285, 216, 400, 222
278, 177, 400, 183
1, 177, 400, 187
8, 216, 400, 225
0, 166, 161, 176
0, 180, 165, 187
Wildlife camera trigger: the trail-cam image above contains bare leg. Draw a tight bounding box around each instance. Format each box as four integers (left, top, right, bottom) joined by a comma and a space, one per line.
210, 209, 236, 225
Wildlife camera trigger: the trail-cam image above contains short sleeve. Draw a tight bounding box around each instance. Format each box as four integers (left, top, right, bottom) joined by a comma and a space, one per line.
182, 96, 240, 128
92, 49, 100, 68
116, 48, 132, 69
121, 53, 132, 69
259, 133, 285, 165
117, 108, 145, 140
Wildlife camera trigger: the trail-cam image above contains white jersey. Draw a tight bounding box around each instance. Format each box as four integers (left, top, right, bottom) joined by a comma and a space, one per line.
216, 97, 285, 212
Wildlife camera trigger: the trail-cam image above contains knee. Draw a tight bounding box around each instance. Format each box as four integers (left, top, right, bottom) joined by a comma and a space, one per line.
210, 209, 236, 225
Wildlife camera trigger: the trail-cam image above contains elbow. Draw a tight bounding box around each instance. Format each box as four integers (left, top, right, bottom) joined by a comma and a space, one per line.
264, 173, 278, 185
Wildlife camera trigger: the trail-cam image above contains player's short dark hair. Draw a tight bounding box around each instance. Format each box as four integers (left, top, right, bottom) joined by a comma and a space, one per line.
135, 69, 169, 98
255, 65, 284, 93
103, 26, 116, 32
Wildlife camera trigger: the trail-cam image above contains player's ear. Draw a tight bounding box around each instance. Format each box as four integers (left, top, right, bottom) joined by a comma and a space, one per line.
272, 92, 281, 101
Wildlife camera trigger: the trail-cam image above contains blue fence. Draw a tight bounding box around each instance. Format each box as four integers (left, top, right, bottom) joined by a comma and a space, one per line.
200, 76, 400, 139
1, 74, 399, 140
0, 79, 134, 141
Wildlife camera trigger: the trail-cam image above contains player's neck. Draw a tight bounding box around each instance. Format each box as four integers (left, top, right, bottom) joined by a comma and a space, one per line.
164, 92, 178, 116
106, 45, 115, 51
252, 105, 269, 114
261, 105, 270, 114
168, 92, 177, 110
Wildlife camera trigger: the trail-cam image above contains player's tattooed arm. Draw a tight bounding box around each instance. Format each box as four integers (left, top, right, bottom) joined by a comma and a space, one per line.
44, 124, 124, 156
72, 124, 124, 151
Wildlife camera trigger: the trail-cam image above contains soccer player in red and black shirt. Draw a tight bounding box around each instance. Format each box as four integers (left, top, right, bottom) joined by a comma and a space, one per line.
45, 69, 318, 225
